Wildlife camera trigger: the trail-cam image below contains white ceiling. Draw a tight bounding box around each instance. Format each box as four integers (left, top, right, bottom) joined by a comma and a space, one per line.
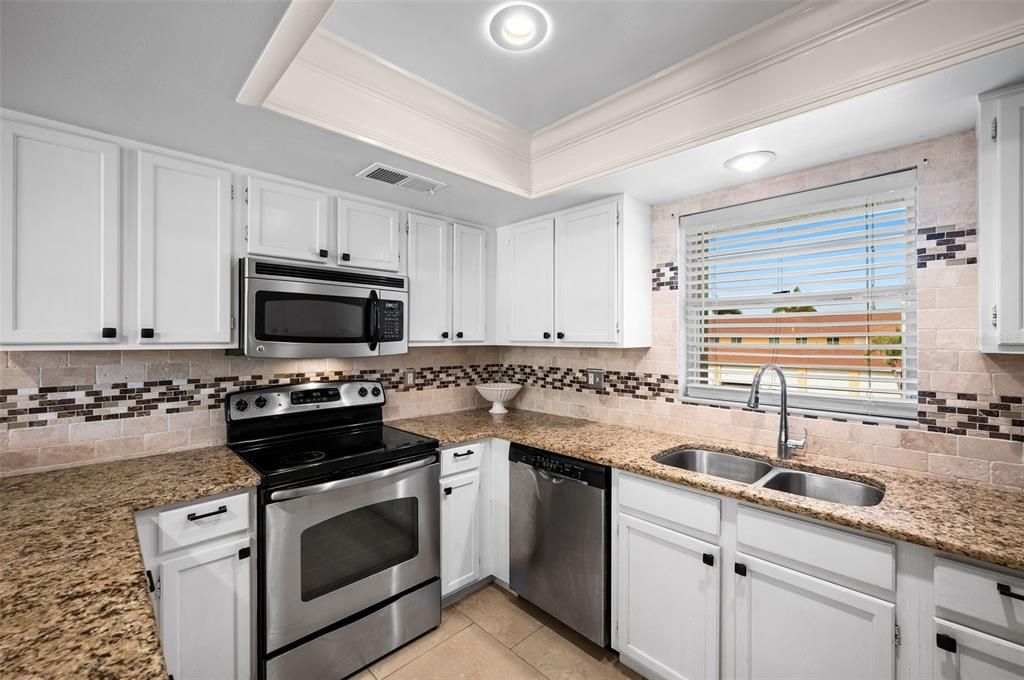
320, 0, 797, 131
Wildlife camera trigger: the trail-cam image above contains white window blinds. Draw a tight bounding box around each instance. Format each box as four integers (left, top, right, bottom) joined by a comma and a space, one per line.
680, 171, 917, 420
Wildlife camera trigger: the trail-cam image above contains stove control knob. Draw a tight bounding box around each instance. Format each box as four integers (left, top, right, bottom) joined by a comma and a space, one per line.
254, 396, 268, 409
235, 399, 249, 412
358, 387, 369, 398
371, 387, 381, 397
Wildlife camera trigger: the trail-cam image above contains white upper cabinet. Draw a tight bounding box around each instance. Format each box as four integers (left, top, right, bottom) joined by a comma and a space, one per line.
408, 213, 451, 343
979, 83, 1024, 352
556, 201, 619, 344
1, 121, 121, 345
246, 176, 330, 263
336, 198, 401, 271
500, 218, 555, 343
137, 152, 233, 345
452, 224, 487, 343
498, 196, 650, 347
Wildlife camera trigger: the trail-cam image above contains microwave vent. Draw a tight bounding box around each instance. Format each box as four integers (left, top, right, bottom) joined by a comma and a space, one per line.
357, 163, 447, 194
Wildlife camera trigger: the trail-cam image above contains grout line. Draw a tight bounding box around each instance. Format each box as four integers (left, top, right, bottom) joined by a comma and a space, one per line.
367, 608, 472, 680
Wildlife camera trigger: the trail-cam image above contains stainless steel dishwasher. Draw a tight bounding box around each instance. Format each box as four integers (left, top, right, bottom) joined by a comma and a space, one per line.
509, 443, 610, 646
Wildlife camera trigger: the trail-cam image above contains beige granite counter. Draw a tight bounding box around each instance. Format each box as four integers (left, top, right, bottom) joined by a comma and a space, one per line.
0, 445, 258, 679
393, 409, 1024, 573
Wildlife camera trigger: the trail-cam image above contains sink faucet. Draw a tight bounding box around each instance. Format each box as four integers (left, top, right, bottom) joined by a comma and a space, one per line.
746, 364, 806, 460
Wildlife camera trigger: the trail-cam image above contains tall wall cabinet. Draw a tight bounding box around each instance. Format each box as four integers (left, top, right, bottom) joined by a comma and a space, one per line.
978, 82, 1024, 352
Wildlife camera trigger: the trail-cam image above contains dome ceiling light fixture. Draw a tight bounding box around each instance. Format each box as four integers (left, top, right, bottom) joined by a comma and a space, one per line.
724, 150, 777, 172
488, 3, 551, 52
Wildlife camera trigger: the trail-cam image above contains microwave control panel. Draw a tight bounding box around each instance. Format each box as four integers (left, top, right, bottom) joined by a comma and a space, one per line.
380, 300, 405, 341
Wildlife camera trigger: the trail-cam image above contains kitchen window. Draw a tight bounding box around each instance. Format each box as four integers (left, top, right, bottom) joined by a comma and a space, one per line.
680, 170, 917, 420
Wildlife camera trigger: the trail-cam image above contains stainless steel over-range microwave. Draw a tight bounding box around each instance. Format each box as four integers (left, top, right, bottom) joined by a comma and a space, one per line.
233, 256, 408, 359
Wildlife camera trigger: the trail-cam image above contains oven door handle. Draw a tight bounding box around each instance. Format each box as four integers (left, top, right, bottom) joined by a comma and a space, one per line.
269, 455, 436, 501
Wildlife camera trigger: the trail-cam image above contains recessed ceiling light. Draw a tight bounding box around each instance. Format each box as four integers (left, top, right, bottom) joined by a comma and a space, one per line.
724, 150, 776, 172
488, 3, 550, 52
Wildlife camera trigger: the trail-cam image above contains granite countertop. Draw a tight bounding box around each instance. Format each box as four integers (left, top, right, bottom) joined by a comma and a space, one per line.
0, 445, 258, 679
393, 409, 1024, 572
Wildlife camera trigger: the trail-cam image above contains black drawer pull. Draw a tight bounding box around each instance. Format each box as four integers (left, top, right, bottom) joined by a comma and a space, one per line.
187, 505, 227, 521
453, 450, 475, 458
997, 583, 1024, 601
140, 328, 155, 339
734, 563, 747, 577
936, 633, 957, 653
146, 569, 155, 593
443, 487, 452, 496
101, 327, 117, 338
702, 553, 714, 567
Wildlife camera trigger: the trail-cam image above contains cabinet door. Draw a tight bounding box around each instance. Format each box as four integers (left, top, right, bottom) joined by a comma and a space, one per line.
995, 91, 1024, 345
555, 201, 618, 344
617, 513, 719, 680
734, 554, 894, 680
440, 471, 480, 596
408, 213, 451, 343
1, 120, 120, 344
452, 223, 487, 343
160, 536, 252, 680
137, 152, 233, 345
502, 219, 554, 343
246, 177, 329, 263
935, 619, 1024, 680
337, 199, 401, 271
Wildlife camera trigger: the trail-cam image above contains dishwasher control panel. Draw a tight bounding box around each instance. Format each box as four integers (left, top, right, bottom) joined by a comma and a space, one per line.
509, 443, 608, 488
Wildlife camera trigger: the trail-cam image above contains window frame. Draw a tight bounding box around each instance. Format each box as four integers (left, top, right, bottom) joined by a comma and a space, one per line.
677, 170, 918, 421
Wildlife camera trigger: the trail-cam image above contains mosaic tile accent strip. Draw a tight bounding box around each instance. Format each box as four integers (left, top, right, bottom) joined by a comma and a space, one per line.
918, 391, 1024, 442
652, 262, 679, 291
498, 364, 678, 401
917, 223, 977, 268
0, 364, 503, 430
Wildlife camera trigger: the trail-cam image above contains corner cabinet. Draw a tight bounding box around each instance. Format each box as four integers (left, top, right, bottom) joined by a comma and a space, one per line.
408, 214, 488, 345
497, 195, 651, 347
978, 82, 1024, 352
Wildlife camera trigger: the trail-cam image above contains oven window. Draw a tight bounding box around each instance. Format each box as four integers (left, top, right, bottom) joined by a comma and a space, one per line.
255, 291, 369, 343
299, 498, 419, 602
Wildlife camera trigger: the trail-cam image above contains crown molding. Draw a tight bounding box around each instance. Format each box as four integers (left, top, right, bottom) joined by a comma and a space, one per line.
240, 0, 1024, 201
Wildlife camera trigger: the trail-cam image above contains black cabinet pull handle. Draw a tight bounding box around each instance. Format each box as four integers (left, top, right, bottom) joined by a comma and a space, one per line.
101, 327, 117, 338
557, 332, 565, 339
441, 332, 449, 339
456, 331, 464, 339
341, 253, 351, 261
734, 563, 747, 577
997, 583, 1024, 601
443, 487, 452, 496
702, 553, 715, 567
319, 249, 328, 258
146, 569, 155, 593
187, 505, 227, 521
936, 633, 958, 653
453, 450, 474, 458
238, 546, 251, 560
140, 328, 155, 339
543, 332, 551, 339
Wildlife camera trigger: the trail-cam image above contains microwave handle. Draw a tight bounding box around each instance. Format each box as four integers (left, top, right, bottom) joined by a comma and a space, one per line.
368, 289, 380, 351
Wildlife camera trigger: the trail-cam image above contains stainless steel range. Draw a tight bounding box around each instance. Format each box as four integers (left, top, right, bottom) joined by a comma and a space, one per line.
225, 380, 440, 680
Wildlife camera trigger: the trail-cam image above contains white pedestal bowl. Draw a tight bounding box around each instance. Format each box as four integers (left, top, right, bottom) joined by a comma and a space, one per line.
475, 383, 522, 415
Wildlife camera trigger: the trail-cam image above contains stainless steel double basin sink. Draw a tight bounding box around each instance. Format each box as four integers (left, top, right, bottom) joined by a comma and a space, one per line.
652, 448, 884, 506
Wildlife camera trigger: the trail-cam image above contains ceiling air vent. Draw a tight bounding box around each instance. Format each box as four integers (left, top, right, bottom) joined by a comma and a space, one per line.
356, 163, 447, 195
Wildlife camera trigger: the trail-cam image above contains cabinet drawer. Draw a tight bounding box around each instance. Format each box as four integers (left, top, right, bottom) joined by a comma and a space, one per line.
617, 471, 720, 538
441, 442, 484, 476
736, 506, 894, 595
158, 492, 250, 553
935, 557, 1024, 644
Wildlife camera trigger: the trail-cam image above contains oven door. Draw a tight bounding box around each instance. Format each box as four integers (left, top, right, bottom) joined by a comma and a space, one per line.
264, 456, 440, 653
244, 277, 379, 358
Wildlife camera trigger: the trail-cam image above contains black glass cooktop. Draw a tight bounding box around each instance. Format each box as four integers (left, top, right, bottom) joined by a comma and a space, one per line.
231, 424, 438, 487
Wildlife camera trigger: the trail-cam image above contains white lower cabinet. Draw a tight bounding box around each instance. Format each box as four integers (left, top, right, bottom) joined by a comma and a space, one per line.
733, 554, 894, 680
616, 513, 719, 680
934, 619, 1024, 680
440, 470, 481, 596
160, 536, 252, 680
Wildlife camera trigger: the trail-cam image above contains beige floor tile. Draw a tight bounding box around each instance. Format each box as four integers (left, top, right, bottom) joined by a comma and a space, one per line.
369, 606, 473, 679
350, 670, 376, 680
455, 585, 543, 647
385, 624, 546, 680
512, 626, 643, 680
